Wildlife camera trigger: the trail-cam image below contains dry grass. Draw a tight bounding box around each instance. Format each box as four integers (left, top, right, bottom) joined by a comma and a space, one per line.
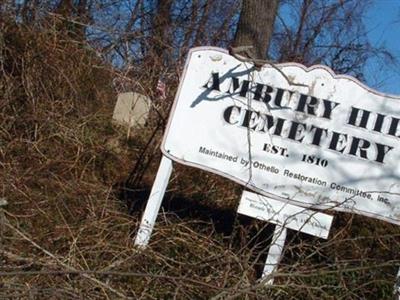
1, 19, 400, 300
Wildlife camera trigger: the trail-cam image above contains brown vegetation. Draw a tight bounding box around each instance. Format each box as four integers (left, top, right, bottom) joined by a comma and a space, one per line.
0, 2, 400, 299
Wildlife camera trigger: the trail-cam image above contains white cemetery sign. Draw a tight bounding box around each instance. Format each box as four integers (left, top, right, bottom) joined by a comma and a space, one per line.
134, 46, 400, 290
160, 47, 400, 226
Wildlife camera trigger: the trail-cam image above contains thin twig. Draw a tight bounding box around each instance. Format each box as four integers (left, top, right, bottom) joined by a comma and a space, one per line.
229, 46, 308, 87
4, 221, 130, 299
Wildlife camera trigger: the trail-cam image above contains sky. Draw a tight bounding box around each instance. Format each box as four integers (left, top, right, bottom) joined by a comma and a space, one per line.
364, 0, 400, 95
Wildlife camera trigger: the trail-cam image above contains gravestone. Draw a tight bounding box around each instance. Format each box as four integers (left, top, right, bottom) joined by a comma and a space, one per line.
113, 92, 151, 129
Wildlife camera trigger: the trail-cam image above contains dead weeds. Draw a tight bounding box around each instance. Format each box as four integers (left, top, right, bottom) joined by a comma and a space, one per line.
0, 19, 399, 300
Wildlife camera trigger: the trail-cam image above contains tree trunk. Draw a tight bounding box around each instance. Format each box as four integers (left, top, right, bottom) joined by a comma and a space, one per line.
233, 0, 280, 59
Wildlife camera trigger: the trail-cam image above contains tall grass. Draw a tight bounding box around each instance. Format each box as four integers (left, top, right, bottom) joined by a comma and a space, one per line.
0, 18, 400, 300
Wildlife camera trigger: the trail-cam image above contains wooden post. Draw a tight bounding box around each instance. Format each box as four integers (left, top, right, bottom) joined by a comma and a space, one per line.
134, 156, 173, 248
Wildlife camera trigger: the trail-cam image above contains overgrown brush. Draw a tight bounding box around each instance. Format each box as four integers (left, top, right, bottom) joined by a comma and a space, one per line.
0, 17, 400, 300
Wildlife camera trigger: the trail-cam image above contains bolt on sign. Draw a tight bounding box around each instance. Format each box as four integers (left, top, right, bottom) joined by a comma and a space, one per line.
161, 47, 400, 225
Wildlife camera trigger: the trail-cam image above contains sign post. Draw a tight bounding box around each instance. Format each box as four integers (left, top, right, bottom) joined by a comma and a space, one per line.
237, 190, 333, 284
262, 225, 287, 285
134, 156, 173, 248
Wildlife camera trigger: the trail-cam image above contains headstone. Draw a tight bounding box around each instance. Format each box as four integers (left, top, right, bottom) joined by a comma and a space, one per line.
113, 92, 151, 129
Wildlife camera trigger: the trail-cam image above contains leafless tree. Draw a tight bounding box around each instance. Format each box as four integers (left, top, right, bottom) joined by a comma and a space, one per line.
270, 0, 395, 81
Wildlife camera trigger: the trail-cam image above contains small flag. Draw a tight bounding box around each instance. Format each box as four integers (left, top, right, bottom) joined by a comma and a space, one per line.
156, 78, 167, 100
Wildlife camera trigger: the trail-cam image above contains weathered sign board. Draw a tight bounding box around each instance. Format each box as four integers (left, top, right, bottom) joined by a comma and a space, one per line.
238, 191, 333, 239
161, 47, 400, 225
